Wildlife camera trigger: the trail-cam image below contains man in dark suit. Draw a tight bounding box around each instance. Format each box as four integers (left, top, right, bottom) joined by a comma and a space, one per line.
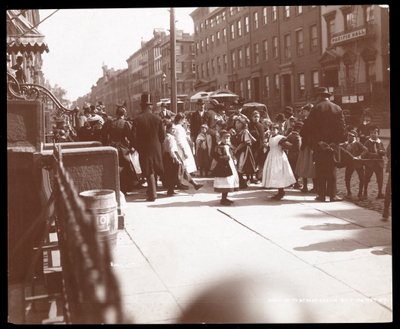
303, 87, 346, 202
159, 102, 175, 120
190, 99, 216, 142
131, 92, 165, 201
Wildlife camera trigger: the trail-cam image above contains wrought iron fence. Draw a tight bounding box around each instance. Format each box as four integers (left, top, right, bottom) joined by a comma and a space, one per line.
7, 72, 78, 143
51, 144, 126, 323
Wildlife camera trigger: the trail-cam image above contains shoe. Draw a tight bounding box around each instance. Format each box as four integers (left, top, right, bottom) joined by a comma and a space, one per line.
376, 193, 385, 199
271, 191, 285, 200
176, 184, 189, 190
239, 183, 248, 189
146, 197, 156, 202
194, 183, 203, 190
329, 196, 343, 202
345, 193, 352, 199
315, 196, 325, 202
167, 190, 177, 196
300, 188, 309, 193
220, 199, 233, 206
309, 188, 318, 194
293, 183, 302, 190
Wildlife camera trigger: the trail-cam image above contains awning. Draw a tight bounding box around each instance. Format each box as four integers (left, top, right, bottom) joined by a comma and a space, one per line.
7, 10, 49, 54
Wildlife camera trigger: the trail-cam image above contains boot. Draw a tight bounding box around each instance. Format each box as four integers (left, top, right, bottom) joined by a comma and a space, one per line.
271, 189, 285, 200
301, 178, 309, 193
239, 175, 248, 189
190, 180, 203, 190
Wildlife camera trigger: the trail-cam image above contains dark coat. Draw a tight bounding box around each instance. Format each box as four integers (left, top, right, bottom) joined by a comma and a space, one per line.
102, 117, 132, 167
302, 99, 346, 150
190, 110, 216, 140
132, 109, 165, 176
248, 121, 265, 166
286, 131, 301, 160
212, 143, 234, 177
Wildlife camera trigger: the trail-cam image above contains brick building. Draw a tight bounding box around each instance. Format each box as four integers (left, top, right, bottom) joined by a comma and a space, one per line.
320, 5, 390, 127
190, 6, 323, 117
160, 30, 196, 109
126, 29, 168, 115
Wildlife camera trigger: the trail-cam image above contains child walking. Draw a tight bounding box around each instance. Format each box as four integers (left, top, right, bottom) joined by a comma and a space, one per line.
162, 122, 182, 196
213, 130, 239, 205
261, 123, 296, 200
362, 125, 386, 199
195, 124, 213, 177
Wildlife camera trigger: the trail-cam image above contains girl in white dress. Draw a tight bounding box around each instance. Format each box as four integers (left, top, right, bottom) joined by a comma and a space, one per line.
213, 130, 240, 205
261, 124, 296, 200
174, 113, 203, 190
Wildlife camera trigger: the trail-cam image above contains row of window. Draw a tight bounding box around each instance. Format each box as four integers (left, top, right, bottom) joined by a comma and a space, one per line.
195, 23, 319, 58
196, 29, 319, 76
324, 5, 375, 46
195, 6, 317, 34
232, 70, 320, 101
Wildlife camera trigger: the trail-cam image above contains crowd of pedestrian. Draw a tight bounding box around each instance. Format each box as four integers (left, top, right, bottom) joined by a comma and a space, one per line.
69, 88, 390, 218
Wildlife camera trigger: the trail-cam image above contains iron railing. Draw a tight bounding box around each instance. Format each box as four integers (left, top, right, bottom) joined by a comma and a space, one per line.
21, 144, 127, 324
51, 144, 126, 323
7, 72, 78, 142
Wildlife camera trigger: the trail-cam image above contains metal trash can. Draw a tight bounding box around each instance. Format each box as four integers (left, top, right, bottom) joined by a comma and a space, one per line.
79, 189, 118, 247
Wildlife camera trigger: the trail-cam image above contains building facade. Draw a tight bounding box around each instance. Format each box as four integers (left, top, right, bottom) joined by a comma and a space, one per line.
6, 9, 49, 85
160, 30, 196, 107
74, 6, 389, 125
190, 6, 323, 116
126, 29, 168, 115
319, 5, 390, 125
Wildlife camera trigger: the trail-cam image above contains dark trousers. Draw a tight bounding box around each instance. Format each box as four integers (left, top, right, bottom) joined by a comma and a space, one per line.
146, 174, 157, 200
314, 148, 337, 198
345, 165, 365, 196
363, 164, 384, 196
383, 171, 391, 217
163, 154, 180, 193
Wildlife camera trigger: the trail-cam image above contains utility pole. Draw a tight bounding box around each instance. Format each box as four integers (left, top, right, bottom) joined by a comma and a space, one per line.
170, 7, 177, 113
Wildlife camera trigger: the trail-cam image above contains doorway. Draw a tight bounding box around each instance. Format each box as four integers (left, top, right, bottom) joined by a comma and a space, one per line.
282, 74, 292, 106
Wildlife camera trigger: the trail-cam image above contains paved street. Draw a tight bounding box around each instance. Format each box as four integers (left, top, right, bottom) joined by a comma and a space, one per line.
336, 130, 390, 216
110, 169, 392, 324
8, 130, 391, 324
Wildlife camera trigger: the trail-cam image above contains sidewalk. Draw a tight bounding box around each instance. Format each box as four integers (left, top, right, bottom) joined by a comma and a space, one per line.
111, 179, 392, 324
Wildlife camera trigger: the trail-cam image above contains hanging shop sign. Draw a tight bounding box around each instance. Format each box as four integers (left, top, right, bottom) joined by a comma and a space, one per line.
331, 27, 367, 46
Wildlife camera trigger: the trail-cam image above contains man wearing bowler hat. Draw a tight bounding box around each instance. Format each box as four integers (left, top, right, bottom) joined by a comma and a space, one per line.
302, 87, 346, 202
190, 99, 216, 143
283, 106, 295, 136
131, 92, 165, 201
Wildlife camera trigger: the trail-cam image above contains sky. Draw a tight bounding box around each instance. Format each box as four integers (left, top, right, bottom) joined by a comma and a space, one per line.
38, 8, 196, 101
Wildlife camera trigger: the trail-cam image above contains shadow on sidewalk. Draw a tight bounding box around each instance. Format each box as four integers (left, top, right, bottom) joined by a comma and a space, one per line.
293, 239, 371, 253
301, 223, 360, 231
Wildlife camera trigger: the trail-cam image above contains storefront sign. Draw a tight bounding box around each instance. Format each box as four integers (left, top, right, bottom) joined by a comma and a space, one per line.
331, 28, 367, 45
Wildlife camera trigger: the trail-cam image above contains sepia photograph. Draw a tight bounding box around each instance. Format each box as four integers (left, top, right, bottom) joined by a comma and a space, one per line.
7, 5, 391, 324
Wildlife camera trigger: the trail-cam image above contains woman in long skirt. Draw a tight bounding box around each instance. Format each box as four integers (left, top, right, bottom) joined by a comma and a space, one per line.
213, 130, 239, 205
261, 124, 296, 200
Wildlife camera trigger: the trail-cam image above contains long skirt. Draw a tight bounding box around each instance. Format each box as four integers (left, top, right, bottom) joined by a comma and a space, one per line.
261, 149, 296, 188
214, 158, 240, 193
295, 146, 315, 178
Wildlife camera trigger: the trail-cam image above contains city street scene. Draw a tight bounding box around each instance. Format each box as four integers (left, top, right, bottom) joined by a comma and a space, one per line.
7, 6, 391, 324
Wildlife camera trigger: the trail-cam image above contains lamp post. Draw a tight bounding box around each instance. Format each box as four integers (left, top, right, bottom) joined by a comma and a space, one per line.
170, 7, 177, 113
162, 72, 166, 99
